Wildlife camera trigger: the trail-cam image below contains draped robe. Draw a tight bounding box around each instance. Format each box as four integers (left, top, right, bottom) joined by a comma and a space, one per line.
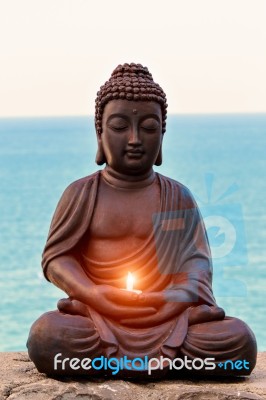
26, 169, 257, 377
41, 170, 218, 362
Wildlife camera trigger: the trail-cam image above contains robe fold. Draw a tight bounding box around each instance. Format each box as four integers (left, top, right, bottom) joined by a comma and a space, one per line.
42, 170, 218, 361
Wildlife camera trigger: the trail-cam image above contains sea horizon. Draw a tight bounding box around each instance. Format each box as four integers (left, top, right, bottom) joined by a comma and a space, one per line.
1, 111, 266, 120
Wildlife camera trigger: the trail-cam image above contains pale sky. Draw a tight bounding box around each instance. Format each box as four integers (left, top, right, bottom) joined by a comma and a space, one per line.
0, 0, 265, 117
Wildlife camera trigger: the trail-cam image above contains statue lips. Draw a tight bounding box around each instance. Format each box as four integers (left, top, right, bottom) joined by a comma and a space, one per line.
125, 148, 144, 159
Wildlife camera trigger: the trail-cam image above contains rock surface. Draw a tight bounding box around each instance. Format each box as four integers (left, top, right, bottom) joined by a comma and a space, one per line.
0, 352, 265, 400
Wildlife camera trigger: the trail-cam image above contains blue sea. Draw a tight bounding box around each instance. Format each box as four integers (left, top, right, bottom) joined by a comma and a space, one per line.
0, 114, 266, 352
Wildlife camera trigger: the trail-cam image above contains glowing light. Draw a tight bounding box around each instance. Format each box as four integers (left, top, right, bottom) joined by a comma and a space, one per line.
126, 272, 135, 291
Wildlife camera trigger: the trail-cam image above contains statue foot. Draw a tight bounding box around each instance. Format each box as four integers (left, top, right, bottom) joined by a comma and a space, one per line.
57, 298, 90, 317
188, 305, 225, 326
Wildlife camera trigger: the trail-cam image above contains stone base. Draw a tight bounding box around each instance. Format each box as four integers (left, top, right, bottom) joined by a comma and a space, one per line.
0, 352, 265, 400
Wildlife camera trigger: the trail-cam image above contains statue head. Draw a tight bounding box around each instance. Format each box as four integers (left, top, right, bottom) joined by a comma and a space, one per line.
95, 63, 167, 168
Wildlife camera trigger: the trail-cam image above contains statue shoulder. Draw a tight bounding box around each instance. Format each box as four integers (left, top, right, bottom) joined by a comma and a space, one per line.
156, 172, 198, 210
63, 170, 100, 194
57, 171, 101, 206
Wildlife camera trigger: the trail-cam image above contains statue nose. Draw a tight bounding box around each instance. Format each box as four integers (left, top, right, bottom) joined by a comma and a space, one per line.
128, 127, 141, 145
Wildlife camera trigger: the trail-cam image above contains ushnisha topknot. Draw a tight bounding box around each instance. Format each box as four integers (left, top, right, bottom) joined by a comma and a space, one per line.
95, 63, 168, 135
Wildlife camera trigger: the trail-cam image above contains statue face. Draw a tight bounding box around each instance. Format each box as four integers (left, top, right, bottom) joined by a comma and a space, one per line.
100, 100, 163, 175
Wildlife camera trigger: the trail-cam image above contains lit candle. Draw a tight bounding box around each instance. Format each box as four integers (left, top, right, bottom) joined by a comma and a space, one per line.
127, 272, 135, 291
124, 272, 142, 294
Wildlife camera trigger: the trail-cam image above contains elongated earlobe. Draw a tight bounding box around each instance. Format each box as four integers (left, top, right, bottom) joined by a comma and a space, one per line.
95, 142, 107, 165
155, 145, 162, 166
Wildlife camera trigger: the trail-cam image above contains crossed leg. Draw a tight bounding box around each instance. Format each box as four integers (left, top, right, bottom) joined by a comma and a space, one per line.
27, 310, 103, 376
27, 302, 257, 378
178, 316, 257, 376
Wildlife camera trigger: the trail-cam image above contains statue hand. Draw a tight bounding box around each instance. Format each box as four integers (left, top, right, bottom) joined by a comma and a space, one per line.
58, 286, 158, 321
120, 290, 191, 327
87, 284, 157, 321
121, 301, 181, 327
121, 290, 225, 327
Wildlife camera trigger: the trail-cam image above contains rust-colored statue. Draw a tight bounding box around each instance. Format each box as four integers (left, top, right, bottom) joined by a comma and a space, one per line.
27, 63, 257, 378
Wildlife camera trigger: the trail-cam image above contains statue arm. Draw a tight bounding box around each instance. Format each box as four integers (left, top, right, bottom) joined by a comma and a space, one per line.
46, 254, 156, 321
46, 254, 95, 303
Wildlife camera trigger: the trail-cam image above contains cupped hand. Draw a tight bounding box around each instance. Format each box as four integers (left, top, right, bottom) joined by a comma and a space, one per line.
121, 301, 182, 327
78, 284, 158, 321
120, 289, 191, 327
90, 285, 159, 319
121, 300, 225, 328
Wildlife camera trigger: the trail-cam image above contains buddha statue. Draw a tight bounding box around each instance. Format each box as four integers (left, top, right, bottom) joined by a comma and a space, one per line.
27, 63, 257, 378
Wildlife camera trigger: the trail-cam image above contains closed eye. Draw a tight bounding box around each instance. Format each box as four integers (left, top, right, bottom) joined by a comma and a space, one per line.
141, 126, 158, 132
108, 117, 129, 131
140, 119, 160, 132
109, 124, 128, 131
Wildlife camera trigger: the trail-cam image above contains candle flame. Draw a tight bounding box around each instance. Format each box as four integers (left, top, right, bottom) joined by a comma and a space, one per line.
126, 272, 135, 291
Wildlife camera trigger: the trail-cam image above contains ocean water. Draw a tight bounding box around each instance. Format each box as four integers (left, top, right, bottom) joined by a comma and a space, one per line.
0, 114, 265, 352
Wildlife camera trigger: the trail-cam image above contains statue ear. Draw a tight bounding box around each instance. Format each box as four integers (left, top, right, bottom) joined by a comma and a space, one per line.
154, 144, 162, 166
95, 136, 107, 165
